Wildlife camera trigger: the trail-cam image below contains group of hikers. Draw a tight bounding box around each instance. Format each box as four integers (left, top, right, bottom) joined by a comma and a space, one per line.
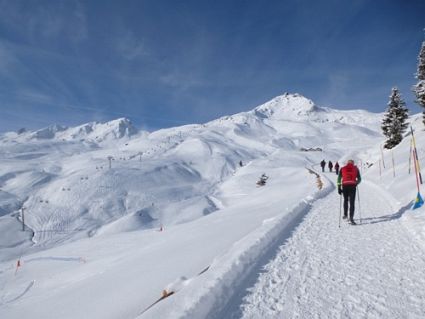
320, 159, 340, 174
257, 157, 361, 225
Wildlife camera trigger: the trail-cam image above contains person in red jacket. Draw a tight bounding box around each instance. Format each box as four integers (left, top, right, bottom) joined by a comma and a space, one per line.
337, 159, 362, 225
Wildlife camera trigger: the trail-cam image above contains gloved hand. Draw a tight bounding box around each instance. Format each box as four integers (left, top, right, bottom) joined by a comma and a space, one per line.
338, 186, 342, 195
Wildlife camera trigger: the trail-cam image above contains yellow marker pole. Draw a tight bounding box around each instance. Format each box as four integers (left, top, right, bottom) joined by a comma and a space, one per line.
411, 126, 423, 184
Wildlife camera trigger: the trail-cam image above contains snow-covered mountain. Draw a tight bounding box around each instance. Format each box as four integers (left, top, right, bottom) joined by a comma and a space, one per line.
253, 93, 381, 125
1, 93, 424, 319
0, 93, 382, 247
1, 117, 139, 143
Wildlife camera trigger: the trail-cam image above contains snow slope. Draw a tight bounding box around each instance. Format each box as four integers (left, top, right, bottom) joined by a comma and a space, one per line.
235, 119, 425, 318
0, 93, 424, 319
238, 179, 425, 319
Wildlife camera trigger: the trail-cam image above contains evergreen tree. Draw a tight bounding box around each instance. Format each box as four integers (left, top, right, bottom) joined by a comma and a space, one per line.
381, 87, 409, 149
413, 40, 425, 125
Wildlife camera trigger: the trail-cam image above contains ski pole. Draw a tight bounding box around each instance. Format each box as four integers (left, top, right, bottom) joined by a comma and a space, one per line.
357, 186, 362, 224
339, 192, 342, 228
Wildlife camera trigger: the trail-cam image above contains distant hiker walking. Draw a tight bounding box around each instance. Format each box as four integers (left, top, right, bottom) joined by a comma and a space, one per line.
328, 161, 333, 172
334, 162, 340, 175
337, 159, 362, 225
320, 160, 326, 172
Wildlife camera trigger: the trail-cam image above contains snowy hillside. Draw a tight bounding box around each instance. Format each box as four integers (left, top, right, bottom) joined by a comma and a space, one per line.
1, 93, 424, 319
2, 118, 139, 143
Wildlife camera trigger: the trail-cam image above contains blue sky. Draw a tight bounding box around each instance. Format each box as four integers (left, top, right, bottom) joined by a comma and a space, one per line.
0, 0, 424, 132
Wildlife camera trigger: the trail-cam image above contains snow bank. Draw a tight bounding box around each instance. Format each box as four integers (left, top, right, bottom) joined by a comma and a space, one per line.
142, 180, 333, 319
359, 114, 425, 247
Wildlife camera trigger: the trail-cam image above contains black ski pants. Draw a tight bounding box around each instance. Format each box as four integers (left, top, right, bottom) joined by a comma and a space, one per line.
342, 185, 356, 220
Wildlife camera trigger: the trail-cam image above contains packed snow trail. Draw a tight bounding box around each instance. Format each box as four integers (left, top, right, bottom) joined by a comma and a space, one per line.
231, 180, 425, 319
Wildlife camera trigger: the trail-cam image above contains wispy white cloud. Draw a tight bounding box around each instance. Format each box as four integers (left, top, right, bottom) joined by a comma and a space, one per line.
0, 0, 88, 46
72, 1, 89, 43
0, 42, 18, 74
0, 0, 95, 127
324, 73, 351, 106
15, 89, 55, 104
0, 0, 422, 131
114, 29, 149, 61
159, 70, 209, 89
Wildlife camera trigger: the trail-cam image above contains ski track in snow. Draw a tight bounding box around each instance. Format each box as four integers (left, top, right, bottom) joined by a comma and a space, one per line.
1, 280, 35, 305
231, 180, 425, 319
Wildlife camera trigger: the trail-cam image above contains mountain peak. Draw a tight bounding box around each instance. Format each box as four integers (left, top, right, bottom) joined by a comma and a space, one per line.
254, 93, 318, 119
31, 124, 68, 139
26, 118, 138, 142
65, 117, 138, 142
101, 118, 137, 138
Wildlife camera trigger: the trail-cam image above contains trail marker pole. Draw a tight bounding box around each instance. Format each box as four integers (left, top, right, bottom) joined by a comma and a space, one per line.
381, 145, 386, 169
409, 138, 413, 174
107, 156, 113, 169
411, 126, 423, 184
21, 207, 25, 231
392, 150, 395, 178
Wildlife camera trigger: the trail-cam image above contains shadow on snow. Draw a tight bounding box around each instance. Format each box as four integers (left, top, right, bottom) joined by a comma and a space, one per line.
359, 201, 412, 225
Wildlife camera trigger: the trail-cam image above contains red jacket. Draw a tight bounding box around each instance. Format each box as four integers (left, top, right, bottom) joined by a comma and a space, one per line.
337, 163, 361, 186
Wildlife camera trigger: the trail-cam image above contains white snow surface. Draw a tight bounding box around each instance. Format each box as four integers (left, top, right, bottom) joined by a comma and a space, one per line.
0, 93, 424, 319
